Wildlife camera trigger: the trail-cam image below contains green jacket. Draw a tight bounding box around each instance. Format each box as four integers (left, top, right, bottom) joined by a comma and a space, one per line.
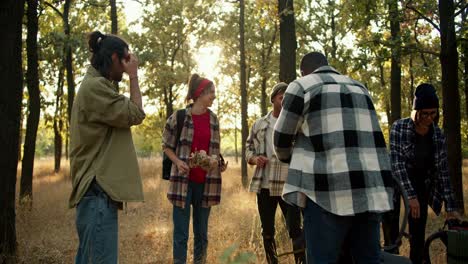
69, 66, 146, 208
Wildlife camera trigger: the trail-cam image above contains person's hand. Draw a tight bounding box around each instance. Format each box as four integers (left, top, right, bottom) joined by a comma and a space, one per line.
409, 198, 420, 219
209, 159, 218, 170
446, 211, 461, 220
220, 161, 228, 172
254, 156, 268, 168
176, 159, 189, 175
121, 53, 139, 78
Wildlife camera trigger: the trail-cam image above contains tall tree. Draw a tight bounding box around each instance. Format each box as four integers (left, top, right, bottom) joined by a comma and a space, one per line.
439, 0, 464, 212
54, 67, 65, 172
63, 0, 75, 124
110, 0, 117, 34
278, 0, 297, 83
389, 0, 402, 125
462, 8, 467, 120
20, 0, 40, 204
44, 0, 76, 167
0, 0, 24, 261
239, 0, 248, 187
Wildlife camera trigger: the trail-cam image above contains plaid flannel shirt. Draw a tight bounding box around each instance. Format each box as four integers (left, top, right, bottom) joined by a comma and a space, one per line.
162, 105, 222, 208
245, 112, 289, 196
273, 66, 393, 216
390, 117, 457, 214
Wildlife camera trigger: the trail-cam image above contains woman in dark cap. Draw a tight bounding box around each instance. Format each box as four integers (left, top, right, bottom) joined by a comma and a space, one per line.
389, 83, 460, 264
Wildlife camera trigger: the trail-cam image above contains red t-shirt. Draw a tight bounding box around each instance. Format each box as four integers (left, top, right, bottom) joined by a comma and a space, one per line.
189, 111, 211, 183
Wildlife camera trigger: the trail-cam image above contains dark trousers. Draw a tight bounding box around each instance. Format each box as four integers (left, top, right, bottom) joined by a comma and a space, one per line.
382, 189, 401, 254
257, 188, 304, 264
408, 196, 428, 264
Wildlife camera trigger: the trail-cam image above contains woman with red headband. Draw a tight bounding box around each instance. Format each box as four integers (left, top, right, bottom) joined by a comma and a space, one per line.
162, 73, 228, 264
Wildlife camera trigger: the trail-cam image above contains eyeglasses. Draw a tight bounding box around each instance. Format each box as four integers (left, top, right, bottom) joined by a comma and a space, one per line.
420, 111, 438, 118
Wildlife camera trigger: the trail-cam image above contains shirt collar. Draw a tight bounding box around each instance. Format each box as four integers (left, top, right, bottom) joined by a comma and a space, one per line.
312, 65, 341, 75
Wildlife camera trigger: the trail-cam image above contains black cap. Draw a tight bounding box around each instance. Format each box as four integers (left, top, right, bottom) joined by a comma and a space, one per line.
413, 83, 439, 110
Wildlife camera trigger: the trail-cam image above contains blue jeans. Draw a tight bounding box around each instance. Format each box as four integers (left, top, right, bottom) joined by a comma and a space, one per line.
303, 199, 381, 264
173, 181, 211, 264
75, 181, 119, 264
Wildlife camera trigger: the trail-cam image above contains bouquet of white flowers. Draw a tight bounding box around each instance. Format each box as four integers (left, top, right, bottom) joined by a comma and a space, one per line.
188, 150, 218, 171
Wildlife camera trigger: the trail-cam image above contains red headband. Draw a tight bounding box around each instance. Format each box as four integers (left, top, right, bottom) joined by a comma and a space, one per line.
193, 79, 212, 99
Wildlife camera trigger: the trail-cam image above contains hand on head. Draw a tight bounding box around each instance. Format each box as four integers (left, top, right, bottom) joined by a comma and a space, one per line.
121, 53, 139, 78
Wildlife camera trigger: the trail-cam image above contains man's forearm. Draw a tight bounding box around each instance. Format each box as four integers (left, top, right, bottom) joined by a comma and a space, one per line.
129, 76, 143, 110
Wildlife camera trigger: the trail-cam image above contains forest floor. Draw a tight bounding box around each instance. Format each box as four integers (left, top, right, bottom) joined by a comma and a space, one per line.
15, 157, 468, 264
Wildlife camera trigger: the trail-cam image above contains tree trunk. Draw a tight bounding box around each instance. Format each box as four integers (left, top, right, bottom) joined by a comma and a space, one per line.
110, 0, 118, 34
65, 128, 69, 160
63, 0, 75, 123
439, 0, 464, 213
260, 76, 268, 117
234, 118, 239, 164
389, 0, 401, 126
278, 0, 297, 84
0, 0, 24, 261
463, 38, 468, 120
239, 0, 248, 187
164, 84, 175, 119
20, 0, 40, 204
329, 0, 337, 62
409, 55, 415, 109
18, 113, 23, 161
379, 63, 391, 135
260, 25, 278, 117
54, 67, 65, 172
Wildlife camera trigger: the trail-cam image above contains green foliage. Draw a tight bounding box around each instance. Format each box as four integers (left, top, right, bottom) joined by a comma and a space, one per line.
462, 120, 468, 158
29, 0, 467, 163
218, 244, 256, 264
34, 122, 54, 157
128, 0, 217, 119
132, 113, 165, 157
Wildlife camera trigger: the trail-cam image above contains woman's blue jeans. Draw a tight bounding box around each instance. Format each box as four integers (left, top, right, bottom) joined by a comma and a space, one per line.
303, 199, 382, 264
75, 181, 119, 264
173, 181, 211, 264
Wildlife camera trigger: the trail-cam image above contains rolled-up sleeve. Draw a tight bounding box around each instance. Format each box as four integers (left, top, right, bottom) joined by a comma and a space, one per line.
83, 78, 145, 128
273, 82, 304, 163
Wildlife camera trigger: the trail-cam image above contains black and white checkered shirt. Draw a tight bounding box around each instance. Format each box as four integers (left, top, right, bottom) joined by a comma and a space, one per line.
273, 66, 393, 216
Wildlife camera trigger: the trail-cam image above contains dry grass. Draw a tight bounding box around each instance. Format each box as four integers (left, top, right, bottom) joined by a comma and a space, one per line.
15, 157, 468, 263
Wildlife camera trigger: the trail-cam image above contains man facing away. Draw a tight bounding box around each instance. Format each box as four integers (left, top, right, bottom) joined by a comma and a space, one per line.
273, 52, 394, 263
245, 83, 305, 264
69, 31, 146, 263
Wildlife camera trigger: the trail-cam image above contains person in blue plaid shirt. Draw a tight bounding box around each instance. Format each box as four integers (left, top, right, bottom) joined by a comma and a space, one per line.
245, 82, 304, 264
390, 83, 460, 264
273, 52, 394, 263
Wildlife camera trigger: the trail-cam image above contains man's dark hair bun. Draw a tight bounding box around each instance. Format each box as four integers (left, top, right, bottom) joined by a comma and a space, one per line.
88, 31, 106, 53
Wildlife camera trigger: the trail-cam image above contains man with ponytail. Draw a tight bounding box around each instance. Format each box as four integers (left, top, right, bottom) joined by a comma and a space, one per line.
162, 73, 227, 264
69, 31, 145, 263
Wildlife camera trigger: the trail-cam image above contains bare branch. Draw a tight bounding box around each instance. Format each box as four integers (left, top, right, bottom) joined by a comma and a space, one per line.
454, 2, 468, 17
43, 1, 63, 18
405, 3, 440, 32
